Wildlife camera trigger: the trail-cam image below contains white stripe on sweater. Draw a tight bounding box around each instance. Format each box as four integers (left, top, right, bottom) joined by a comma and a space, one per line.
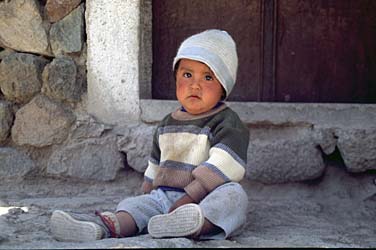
159, 132, 210, 166
206, 147, 245, 181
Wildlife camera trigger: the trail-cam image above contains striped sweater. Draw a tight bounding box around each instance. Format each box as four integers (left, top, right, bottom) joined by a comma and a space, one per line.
142, 103, 249, 202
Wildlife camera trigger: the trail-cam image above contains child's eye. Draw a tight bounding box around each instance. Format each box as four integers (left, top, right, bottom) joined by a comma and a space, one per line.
183, 72, 192, 78
205, 75, 213, 81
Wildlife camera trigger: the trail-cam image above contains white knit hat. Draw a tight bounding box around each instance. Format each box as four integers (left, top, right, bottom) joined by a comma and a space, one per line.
173, 29, 238, 99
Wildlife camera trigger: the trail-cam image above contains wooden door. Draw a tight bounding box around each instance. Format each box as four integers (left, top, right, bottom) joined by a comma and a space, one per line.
152, 0, 376, 103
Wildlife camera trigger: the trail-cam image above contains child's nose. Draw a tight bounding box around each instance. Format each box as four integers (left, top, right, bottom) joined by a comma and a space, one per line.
190, 78, 201, 89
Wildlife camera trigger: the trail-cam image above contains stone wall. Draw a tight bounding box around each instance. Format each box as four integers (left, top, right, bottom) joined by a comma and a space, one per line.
0, 0, 126, 182
1, 0, 375, 185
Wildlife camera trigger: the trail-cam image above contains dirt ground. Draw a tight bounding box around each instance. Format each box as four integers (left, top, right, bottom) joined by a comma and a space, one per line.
0, 163, 375, 249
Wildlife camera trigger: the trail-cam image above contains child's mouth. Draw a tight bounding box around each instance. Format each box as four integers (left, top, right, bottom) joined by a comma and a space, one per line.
188, 95, 200, 99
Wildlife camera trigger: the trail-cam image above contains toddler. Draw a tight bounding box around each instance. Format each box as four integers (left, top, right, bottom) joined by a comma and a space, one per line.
50, 29, 249, 241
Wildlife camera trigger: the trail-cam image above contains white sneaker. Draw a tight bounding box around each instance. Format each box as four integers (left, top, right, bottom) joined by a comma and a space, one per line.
148, 203, 204, 238
50, 210, 103, 242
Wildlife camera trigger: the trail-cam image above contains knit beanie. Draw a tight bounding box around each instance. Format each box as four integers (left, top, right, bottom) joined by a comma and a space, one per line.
173, 29, 238, 99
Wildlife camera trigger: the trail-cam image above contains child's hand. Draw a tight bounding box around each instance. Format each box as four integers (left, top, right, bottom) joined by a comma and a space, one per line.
168, 194, 195, 213
141, 181, 153, 194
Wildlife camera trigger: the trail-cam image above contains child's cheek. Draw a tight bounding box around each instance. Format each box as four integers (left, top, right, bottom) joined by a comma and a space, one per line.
176, 83, 186, 98
176, 79, 189, 91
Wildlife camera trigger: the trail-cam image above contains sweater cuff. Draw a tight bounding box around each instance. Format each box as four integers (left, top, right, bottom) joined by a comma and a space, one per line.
184, 179, 208, 203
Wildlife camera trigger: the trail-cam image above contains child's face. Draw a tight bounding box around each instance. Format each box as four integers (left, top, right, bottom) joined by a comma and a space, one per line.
175, 59, 224, 115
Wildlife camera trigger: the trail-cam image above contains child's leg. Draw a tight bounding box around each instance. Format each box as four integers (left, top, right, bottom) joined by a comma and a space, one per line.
199, 218, 222, 236
198, 182, 249, 239
116, 189, 186, 235
115, 211, 138, 236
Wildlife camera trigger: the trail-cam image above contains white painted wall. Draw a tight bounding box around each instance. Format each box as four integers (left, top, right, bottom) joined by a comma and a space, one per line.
86, 0, 141, 125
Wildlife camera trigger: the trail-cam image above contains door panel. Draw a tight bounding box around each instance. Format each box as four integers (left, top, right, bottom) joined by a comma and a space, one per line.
276, 0, 376, 103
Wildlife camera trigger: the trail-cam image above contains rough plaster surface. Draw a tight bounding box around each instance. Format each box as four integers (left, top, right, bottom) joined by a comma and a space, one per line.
86, 0, 141, 125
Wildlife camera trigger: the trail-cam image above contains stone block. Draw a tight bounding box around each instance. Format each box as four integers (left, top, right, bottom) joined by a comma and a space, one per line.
0, 147, 35, 180
11, 95, 75, 147
47, 135, 124, 181
0, 53, 48, 103
246, 125, 325, 183
70, 116, 113, 140
117, 124, 155, 173
45, 0, 82, 23
42, 57, 82, 103
0, 0, 51, 55
336, 128, 376, 172
0, 101, 13, 143
50, 4, 84, 55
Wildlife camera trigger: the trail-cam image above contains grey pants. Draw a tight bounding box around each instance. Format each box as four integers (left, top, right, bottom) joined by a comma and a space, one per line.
116, 182, 249, 239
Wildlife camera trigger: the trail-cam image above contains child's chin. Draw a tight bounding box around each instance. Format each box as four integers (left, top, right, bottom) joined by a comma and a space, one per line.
186, 108, 208, 115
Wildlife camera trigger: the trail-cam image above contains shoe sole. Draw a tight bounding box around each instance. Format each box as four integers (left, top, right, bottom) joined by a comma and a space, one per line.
50, 210, 102, 242
148, 203, 204, 238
